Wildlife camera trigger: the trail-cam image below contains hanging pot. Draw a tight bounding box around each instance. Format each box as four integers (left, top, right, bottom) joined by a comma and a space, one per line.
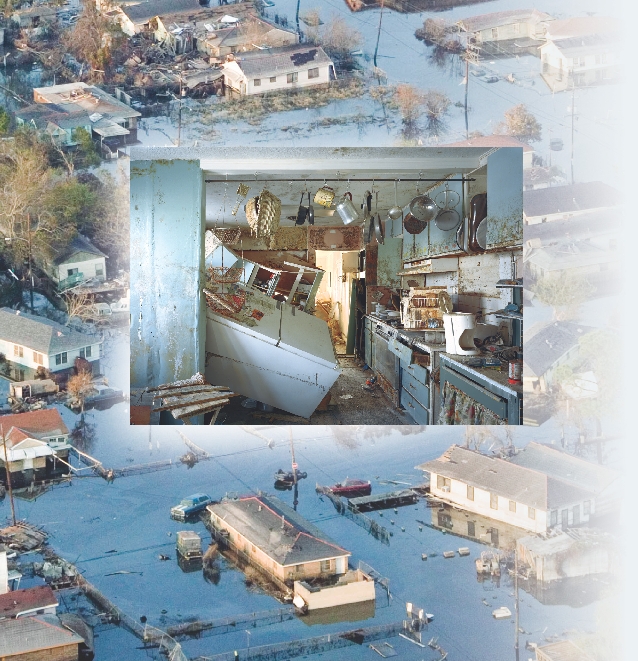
314, 185, 335, 208
468, 193, 487, 253
296, 192, 308, 225
409, 193, 437, 223
455, 218, 466, 252
307, 192, 314, 225
403, 212, 427, 235
374, 213, 384, 245
335, 192, 360, 225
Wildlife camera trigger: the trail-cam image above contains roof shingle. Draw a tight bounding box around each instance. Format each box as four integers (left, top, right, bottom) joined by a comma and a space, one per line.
0, 615, 83, 656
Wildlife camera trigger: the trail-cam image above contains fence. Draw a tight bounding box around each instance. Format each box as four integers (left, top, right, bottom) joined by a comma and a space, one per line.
193, 621, 406, 661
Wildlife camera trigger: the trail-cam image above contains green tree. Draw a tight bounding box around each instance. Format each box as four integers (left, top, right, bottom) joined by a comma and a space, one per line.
0, 106, 10, 135
73, 127, 101, 168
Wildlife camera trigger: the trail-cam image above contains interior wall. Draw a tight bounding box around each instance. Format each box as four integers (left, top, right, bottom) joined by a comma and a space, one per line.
316, 250, 358, 338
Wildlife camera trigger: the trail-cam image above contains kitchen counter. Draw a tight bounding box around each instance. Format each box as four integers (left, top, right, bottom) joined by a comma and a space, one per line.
440, 353, 523, 399
367, 315, 447, 355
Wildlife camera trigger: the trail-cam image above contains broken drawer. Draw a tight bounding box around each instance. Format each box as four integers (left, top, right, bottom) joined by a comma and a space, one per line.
401, 369, 429, 409
401, 387, 429, 425
401, 360, 428, 386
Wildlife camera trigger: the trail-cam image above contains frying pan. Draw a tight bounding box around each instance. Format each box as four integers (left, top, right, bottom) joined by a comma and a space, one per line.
403, 211, 427, 235
434, 208, 460, 231
409, 193, 437, 223
374, 213, 384, 245
468, 193, 487, 253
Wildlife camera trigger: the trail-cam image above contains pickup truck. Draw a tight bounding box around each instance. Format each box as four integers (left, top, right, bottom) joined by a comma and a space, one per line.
170, 493, 213, 521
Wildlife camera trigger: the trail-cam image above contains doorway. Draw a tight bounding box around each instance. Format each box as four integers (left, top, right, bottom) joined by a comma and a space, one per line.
314, 250, 359, 356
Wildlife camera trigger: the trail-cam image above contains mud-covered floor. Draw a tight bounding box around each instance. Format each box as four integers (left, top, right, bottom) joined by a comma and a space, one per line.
215, 356, 414, 425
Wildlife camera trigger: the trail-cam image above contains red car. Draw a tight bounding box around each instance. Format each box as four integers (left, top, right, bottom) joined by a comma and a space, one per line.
329, 479, 372, 498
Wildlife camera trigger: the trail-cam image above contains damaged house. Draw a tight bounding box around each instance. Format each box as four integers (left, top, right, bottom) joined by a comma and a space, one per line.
221, 45, 335, 96
130, 147, 523, 425
32, 82, 141, 155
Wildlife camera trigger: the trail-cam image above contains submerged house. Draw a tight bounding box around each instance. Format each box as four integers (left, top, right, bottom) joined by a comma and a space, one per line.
0, 585, 58, 620
417, 443, 620, 533
456, 9, 553, 49
0, 409, 71, 487
0, 308, 102, 381
221, 45, 335, 96
14, 105, 92, 149
208, 494, 375, 610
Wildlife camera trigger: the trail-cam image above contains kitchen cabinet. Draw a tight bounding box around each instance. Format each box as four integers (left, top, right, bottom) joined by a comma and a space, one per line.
364, 316, 374, 368
376, 236, 403, 287
486, 148, 523, 250
400, 356, 430, 425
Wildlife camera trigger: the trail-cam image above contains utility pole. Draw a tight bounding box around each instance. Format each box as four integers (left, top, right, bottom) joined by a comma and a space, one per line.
373, 0, 385, 70
27, 214, 34, 313
463, 43, 479, 140
289, 427, 299, 511
177, 75, 184, 148
514, 548, 519, 661
570, 82, 575, 185
1, 426, 17, 527
295, 0, 301, 39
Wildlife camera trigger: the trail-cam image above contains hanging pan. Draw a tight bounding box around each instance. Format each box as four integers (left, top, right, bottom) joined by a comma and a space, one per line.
433, 184, 461, 231
403, 212, 427, 235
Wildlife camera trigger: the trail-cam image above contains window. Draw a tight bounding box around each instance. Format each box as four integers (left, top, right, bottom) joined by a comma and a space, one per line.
561, 509, 569, 527
466, 485, 474, 501
96, 266, 104, 276
509, 500, 516, 513
33, 352, 43, 365
320, 559, 331, 572
467, 521, 476, 537
583, 500, 591, 516
490, 493, 498, 509
573, 505, 580, 525
14, 345, 23, 358
80, 348, 85, 358
287, 72, 298, 84
513, 23, 520, 34
67, 268, 78, 276
294, 564, 303, 573
55, 352, 68, 365
491, 27, 498, 39
269, 76, 277, 83
437, 475, 450, 491
308, 67, 319, 79
528, 507, 536, 520
550, 510, 558, 526
253, 78, 261, 86
86, 346, 92, 358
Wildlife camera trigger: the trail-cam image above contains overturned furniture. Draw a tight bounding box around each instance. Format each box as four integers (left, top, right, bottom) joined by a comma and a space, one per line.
146, 372, 234, 424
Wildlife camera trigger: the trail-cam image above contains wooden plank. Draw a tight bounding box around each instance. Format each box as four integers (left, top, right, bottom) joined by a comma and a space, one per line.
150, 385, 230, 398
153, 394, 235, 413
171, 400, 230, 420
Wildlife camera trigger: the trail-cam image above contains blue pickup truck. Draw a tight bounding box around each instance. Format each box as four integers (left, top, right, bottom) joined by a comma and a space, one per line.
170, 493, 213, 521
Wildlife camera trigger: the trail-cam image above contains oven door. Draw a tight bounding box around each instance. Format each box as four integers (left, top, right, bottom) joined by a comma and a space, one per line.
372, 333, 400, 404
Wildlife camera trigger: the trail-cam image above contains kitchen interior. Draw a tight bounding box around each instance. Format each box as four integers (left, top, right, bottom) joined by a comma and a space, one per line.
130, 147, 523, 425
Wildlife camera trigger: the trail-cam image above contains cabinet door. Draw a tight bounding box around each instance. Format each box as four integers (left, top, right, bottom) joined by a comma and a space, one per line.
364, 318, 373, 367
486, 148, 523, 249
376, 236, 403, 287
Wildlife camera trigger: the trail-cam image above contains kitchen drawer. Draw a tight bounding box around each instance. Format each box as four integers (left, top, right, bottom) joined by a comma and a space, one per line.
401, 387, 429, 425
401, 360, 428, 386
389, 338, 413, 364
401, 369, 429, 409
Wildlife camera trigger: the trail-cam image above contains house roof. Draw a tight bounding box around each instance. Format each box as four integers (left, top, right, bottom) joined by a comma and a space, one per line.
525, 240, 612, 272
230, 45, 333, 79
457, 9, 553, 33
525, 209, 621, 244
438, 135, 533, 151
417, 445, 601, 510
523, 182, 620, 218
0, 308, 102, 356
0, 409, 69, 446
204, 16, 296, 50
123, 0, 205, 23
523, 321, 594, 377
33, 83, 140, 121
509, 442, 619, 494
550, 32, 618, 58
0, 615, 83, 656
546, 16, 620, 40
13, 6, 57, 19
416, 445, 549, 510
53, 234, 107, 266
0, 585, 58, 619
16, 104, 91, 131
209, 494, 349, 567
535, 639, 596, 661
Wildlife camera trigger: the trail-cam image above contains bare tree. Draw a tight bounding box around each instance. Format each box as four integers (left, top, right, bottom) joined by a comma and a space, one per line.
61, 290, 100, 324
533, 273, 595, 320
394, 84, 424, 127
423, 90, 451, 133
495, 104, 542, 144
320, 16, 362, 61
67, 369, 94, 414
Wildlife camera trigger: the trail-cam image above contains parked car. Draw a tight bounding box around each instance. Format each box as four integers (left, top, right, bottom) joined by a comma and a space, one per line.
170, 493, 213, 521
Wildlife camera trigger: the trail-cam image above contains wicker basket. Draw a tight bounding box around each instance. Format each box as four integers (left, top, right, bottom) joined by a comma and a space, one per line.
212, 227, 242, 245
207, 266, 244, 285
245, 189, 281, 241
203, 288, 246, 315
